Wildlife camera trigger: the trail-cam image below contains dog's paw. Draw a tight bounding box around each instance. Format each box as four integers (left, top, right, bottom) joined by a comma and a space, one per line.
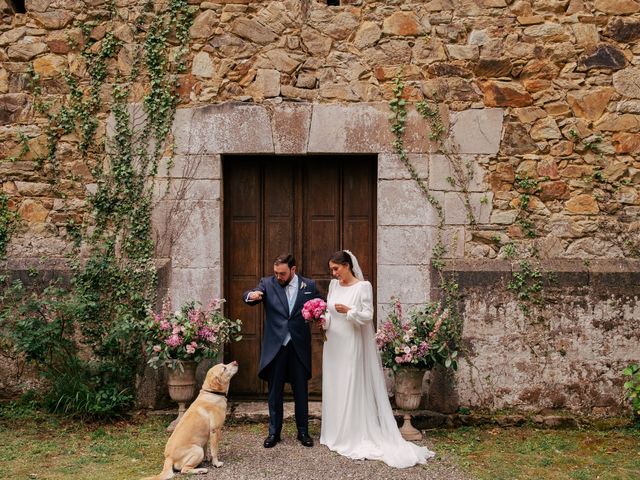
213, 461, 224, 468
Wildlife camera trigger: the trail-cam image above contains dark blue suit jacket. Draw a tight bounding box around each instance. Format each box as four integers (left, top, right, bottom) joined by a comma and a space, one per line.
243, 275, 320, 380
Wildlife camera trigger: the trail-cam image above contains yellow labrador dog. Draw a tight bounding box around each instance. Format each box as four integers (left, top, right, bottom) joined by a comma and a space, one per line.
144, 361, 239, 480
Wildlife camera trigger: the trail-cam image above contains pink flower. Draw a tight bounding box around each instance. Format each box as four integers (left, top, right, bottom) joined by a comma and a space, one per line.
395, 356, 404, 364
160, 320, 171, 331
186, 341, 197, 354
152, 345, 162, 352
166, 334, 183, 347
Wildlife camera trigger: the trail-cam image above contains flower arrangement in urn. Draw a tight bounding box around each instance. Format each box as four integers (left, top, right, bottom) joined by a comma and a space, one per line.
144, 297, 243, 370
376, 298, 459, 372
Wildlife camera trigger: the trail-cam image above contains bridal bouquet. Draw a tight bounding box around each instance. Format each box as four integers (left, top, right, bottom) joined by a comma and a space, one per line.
144, 297, 242, 370
302, 298, 328, 342
376, 298, 459, 371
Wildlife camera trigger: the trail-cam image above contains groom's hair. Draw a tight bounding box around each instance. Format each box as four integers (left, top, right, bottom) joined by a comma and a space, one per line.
328, 251, 353, 271
274, 254, 296, 268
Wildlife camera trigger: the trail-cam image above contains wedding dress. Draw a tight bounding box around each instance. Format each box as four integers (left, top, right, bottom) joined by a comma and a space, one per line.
320, 277, 435, 468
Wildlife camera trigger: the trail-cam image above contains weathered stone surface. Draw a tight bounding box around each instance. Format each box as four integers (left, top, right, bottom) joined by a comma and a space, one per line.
606, 17, 640, 42
572, 23, 599, 47
595, 113, 640, 132
594, 0, 640, 14
378, 226, 438, 265
231, 17, 277, 45
192, 51, 215, 78
482, 81, 533, 107
564, 238, 624, 257
429, 154, 487, 192
383, 12, 422, 36
7, 41, 48, 61
353, 21, 382, 49
0, 27, 26, 47
523, 23, 569, 41
501, 122, 536, 155
378, 154, 429, 180
270, 103, 311, 154
24, 0, 51, 12
308, 103, 395, 153
17, 199, 50, 223
567, 88, 614, 121
445, 44, 479, 61
565, 194, 600, 214
33, 54, 66, 78
323, 12, 360, 40
378, 264, 430, 305
263, 49, 301, 74
173, 104, 274, 154
301, 28, 332, 56
445, 192, 493, 225
539, 181, 570, 201
248, 68, 280, 99
577, 44, 626, 71
615, 186, 639, 204
450, 108, 503, 154
613, 67, 640, 99
31, 11, 73, 29
473, 58, 512, 78
428, 63, 472, 78
0, 93, 29, 125
530, 117, 562, 140
190, 10, 218, 39
378, 180, 442, 226
612, 132, 640, 153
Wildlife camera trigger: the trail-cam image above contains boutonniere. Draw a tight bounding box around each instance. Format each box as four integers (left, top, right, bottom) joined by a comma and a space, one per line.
300, 281, 307, 290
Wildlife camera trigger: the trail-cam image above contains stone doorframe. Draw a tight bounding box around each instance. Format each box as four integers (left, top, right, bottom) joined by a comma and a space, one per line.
154, 101, 503, 315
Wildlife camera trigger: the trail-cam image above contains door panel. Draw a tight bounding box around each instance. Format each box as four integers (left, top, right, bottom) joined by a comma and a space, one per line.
224, 155, 376, 396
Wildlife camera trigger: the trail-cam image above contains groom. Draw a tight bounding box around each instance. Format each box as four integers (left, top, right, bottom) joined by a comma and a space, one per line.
243, 254, 320, 448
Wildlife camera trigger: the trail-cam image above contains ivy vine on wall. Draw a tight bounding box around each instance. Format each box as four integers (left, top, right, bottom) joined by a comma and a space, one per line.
2, 0, 195, 417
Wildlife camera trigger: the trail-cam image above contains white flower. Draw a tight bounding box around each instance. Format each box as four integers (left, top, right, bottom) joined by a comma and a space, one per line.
300, 281, 307, 290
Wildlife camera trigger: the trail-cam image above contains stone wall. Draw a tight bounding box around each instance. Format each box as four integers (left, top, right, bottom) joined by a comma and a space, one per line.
1, 0, 640, 412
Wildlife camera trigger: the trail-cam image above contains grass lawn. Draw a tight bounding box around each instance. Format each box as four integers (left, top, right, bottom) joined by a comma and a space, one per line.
431, 424, 640, 480
0, 405, 638, 480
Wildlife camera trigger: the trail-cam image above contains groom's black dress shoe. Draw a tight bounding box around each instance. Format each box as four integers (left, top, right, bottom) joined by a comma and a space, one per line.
297, 432, 314, 447
263, 434, 281, 448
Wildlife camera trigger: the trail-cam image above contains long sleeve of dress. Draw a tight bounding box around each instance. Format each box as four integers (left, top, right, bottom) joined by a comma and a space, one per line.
323, 280, 334, 331
346, 281, 374, 325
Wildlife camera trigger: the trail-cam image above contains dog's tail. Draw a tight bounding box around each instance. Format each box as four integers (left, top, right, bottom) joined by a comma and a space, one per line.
141, 457, 175, 480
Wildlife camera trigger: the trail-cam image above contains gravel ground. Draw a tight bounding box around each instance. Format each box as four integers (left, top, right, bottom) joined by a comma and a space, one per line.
187, 420, 473, 480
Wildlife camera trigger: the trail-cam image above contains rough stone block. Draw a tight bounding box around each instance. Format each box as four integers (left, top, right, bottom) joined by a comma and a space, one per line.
168, 267, 222, 309
377, 180, 443, 226
428, 154, 488, 192
377, 153, 428, 180
377, 225, 437, 265
272, 103, 312, 154
377, 264, 430, 305
444, 192, 493, 225
174, 104, 274, 154
157, 154, 221, 180
449, 108, 503, 154
307, 103, 395, 153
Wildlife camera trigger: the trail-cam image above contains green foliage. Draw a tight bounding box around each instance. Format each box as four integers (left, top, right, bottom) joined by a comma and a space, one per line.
8, 0, 196, 418
0, 193, 19, 260
623, 364, 640, 420
0, 280, 134, 419
507, 260, 544, 315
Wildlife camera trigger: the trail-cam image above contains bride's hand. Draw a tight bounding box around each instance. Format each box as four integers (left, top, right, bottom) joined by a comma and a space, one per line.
334, 303, 351, 314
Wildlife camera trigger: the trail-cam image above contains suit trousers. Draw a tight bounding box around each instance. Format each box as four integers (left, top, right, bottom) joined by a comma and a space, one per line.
266, 342, 309, 436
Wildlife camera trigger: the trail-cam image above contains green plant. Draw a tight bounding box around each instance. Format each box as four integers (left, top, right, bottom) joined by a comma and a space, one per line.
507, 260, 544, 315
0, 193, 19, 260
376, 298, 459, 371
144, 297, 242, 369
623, 364, 640, 419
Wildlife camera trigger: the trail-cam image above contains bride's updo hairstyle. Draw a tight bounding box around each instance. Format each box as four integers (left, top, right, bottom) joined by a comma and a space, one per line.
328, 250, 354, 273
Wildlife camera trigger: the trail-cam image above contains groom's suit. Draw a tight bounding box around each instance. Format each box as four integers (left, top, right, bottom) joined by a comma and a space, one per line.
243, 274, 320, 437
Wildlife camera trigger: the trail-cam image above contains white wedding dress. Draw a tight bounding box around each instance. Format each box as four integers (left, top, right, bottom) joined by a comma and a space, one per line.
320, 279, 435, 468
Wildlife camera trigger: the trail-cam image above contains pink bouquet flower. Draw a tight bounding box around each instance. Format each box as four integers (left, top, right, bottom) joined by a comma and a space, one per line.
302, 298, 328, 342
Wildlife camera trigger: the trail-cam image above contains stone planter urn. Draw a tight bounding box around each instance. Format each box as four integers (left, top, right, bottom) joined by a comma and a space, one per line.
166, 360, 198, 432
394, 368, 426, 441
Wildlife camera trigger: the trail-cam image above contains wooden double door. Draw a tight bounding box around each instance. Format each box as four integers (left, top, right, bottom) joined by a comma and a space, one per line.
223, 155, 377, 396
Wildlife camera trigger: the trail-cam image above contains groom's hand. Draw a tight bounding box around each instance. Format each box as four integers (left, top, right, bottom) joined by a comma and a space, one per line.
248, 291, 264, 301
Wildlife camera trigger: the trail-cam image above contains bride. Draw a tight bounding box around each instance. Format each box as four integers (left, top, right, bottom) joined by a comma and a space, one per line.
320, 250, 435, 468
